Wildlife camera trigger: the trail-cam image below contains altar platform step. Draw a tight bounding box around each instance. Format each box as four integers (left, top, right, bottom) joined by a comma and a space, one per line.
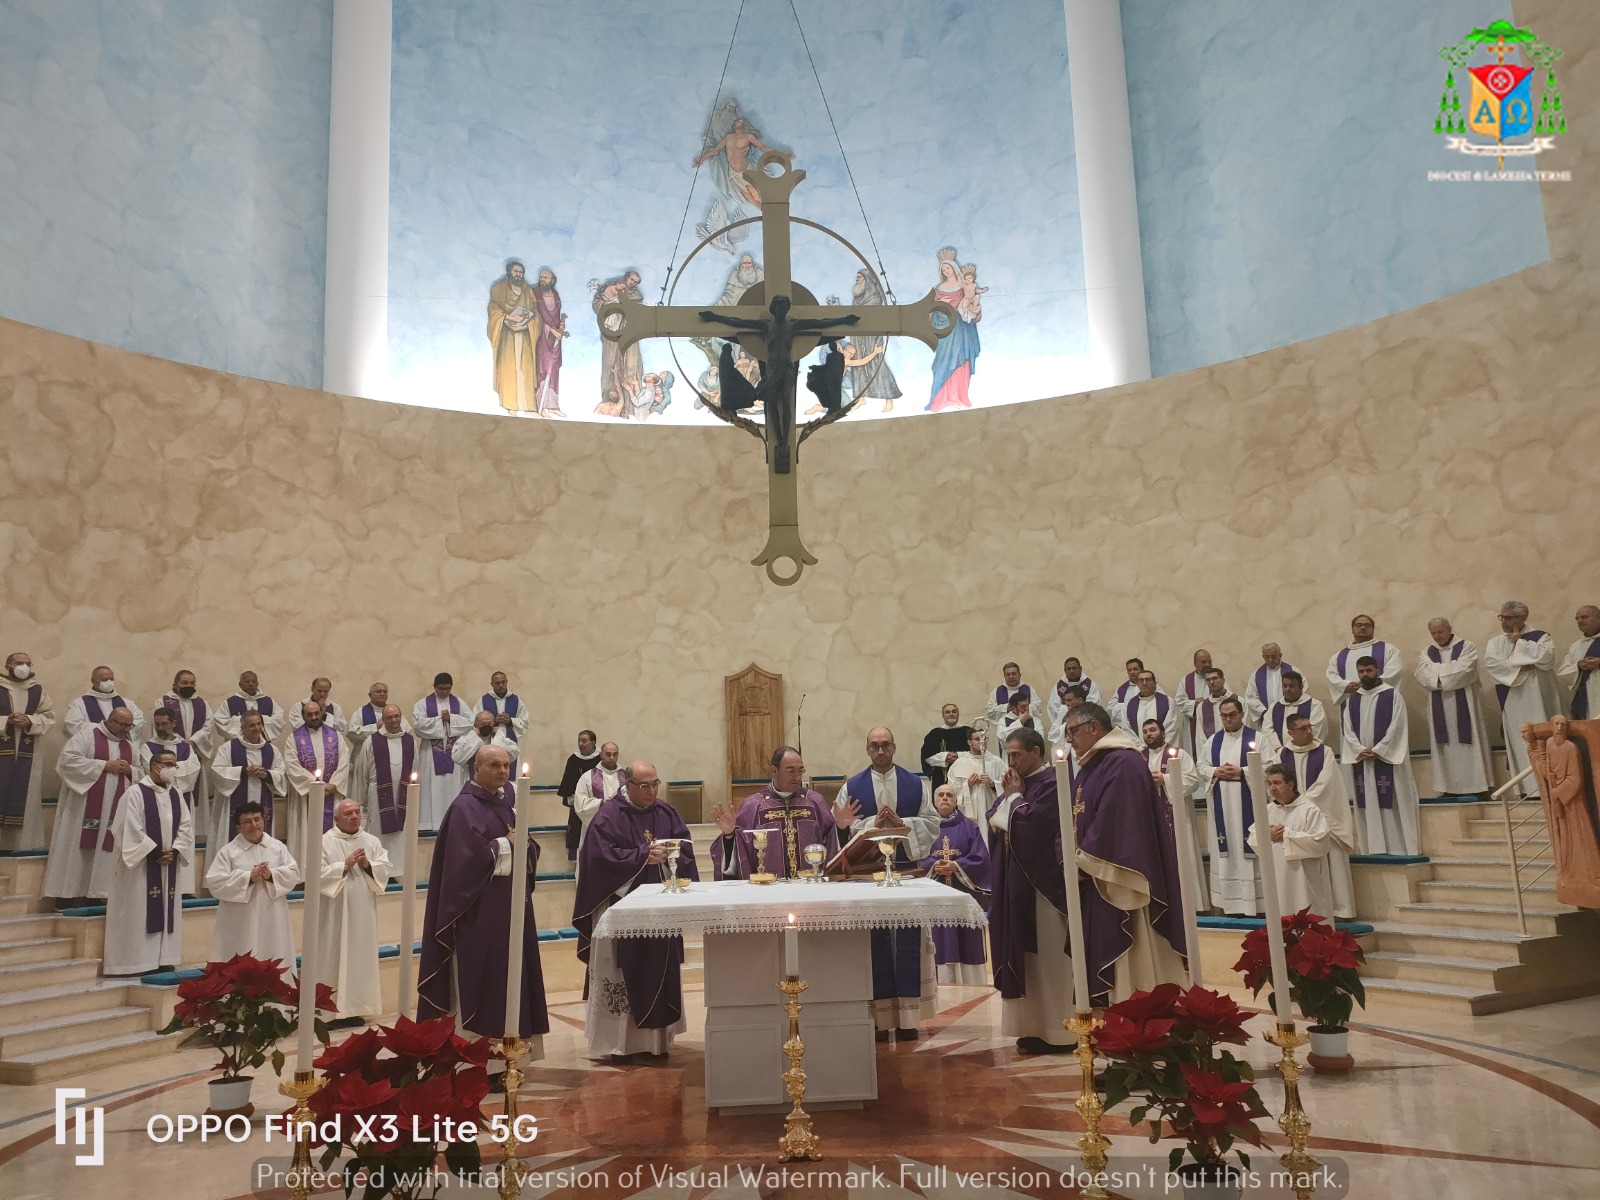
0, 1029, 177, 1086
1426, 855, 1552, 884
0, 936, 78, 967
1389, 901, 1583, 935
1415, 879, 1561, 908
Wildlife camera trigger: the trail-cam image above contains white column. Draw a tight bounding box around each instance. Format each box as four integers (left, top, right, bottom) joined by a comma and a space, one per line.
1062, 0, 1152, 387
322, 0, 392, 398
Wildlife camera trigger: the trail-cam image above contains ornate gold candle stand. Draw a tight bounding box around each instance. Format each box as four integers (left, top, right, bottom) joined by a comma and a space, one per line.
776, 977, 822, 1161
1064, 1011, 1111, 1200
278, 1069, 324, 1200
1265, 1022, 1320, 1199
496, 1035, 532, 1200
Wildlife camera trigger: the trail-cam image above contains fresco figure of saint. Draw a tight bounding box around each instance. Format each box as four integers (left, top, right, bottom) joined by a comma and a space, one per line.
589, 270, 645, 416
846, 267, 902, 413
927, 247, 983, 412
533, 267, 567, 417
487, 259, 541, 414
692, 99, 780, 255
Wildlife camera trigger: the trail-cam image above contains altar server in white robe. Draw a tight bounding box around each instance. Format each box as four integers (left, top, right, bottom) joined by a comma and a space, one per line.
572, 740, 627, 854
1339, 657, 1421, 854
210, 671, 285, 743
289, 677, 348, 734
948, 726, 1005, 845
1174, 649, 1215, 758
154, 669, 211, 840
318, 799, 392, 1018
986, 661, 1039, 730
1413, 618, 1495, 795
0, 651, 55, 852
1243, 644, 1296, 731
1261, 671, 1328, 754
209, 711, 287, 848
43, 707, 138, 903
104, 749, 192, 975
1484, 600, 1564, 798
475, 671, 531, 746
139, 708, 202, 893
1141, 718, 1210, 911
62, 665, 146, 742
346, 682, 409, 747
1200, 697, 1261, 916
452, 711, 520, 776
1188, 668, 1240, 758
205, 802, 299, 971
1325, 614, 1402, 749
1279, 709, 1356, 917
413, 673, 474, 829
1557, 604, 1600, 722
1046, 657, 1101, 730
1115, 670, 1180, 745
283, 700, 351, 861
350, 704, 416, 873
1247, 764, 1335, 921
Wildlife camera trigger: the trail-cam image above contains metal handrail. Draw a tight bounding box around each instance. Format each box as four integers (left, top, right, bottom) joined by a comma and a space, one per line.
1491, 766, 1537, 935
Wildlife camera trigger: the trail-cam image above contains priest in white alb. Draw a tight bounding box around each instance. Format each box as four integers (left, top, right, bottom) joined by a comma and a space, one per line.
350, 704, 416, 873
1140, 717, 1210, 911
104, 748, 192, 975
1110, 657, 1151, 711
948, 726, 1004, 845
1557, 604, 1600, 721
1484, 600, 1563, 798
1046, 657, 1101, 731
62, 665, 146, 742
205, 802, 300, 971
347, 682, 409, 747
139, 707, 203, 893
452, 711, 520, 776
1325, 613, 1402, 740
413, 672, 474, 829
1413, 617, 1494, 796
283, 699, 350, 858
985, 661, 1039, 730
44, 705, 138, 903
1247, 764, 1335, 920
210, 670, 284, 743
1278, 708, 1356, 917
208, 710, 286, 848
289, 676, 348, 733
318, 799, 393, 1018
0, 650, 55, 852
1260, 671, 1327, 753
572, 740, 627, 855
1339, 656, 1421, 854
154, 668, 211, 843
1174, 649, 1215, 758
1188, 668, 1240, 759
1243, 643, 1295, 731
475, 671, 531, 747
1201, 697, 1261, 916
1114, 669, 1179, 745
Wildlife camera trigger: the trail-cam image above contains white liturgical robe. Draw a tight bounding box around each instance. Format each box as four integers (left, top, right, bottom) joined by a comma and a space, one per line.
1325, 640, 1402, 758
948, 749, 1006, 845
572, 764, 627, 855
1201, 729, 1261, 916
282, 726, 352, 861
1259, 698, 1328, 755
1115, 693, 1180, 746
209, 737, 287, 849
1243, 662, 1295, 731
289, 697, 348, 734
138, 736, 201, 893
1278, 739, 1357, 918
210, 691, 285, 744
1247, 799, 1334, 921
1485, 629, 1563, 797
44, 722, 138, 900
1186, 692, 1240, 757
451, 728, 520, 774
986, 682, 1040, 730
1174, 672, 1208, 758
1143, 744, 1210, 912
1413, 637, 1495, 795
1046, 674, 1101, 729
62, 691, 146, 742
205, 833, 300, 972
104, 777, 193, 975
318, 826, 393, 1017
1339, 683, 1421, 855
474, 691, 531, 743
1558, 634, 1600, 722
0, 675, 56, 852
412, 694, 475, 828
350, 731, 417, 874
346, 703, 412, 747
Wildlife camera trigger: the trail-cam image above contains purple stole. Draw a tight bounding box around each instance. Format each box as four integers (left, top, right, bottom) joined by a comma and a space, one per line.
81, 694, 132, 724
0, 683, 43, 826
1426, 641, 1475, 744
230, 739, 277, 830
136, 783, 182, 935
589, 766, 623, 800
1335, 642, 1389, 681
1270, 699, 1313, 745
994, 683, 1032, 708
845, 765, 923, 864
1280, 744, 1328, 790
1253, 663, 1292, 708
424, 694, 464, 775
82, 728, 134, 851
1056, 677, 1090, 702
1194, 692, 1236, 744
356, 704, 382, 731
160, 694, 208, 740
226, 694, 275, 718
1494, 631, 1548, 708
480, 693, 521, 742
371, 733, 415, 835
1346, 688, 1397, 810
1182, 672, 1204, 702
1124, 692, 1171, 733
1207, 731, 1253, 856
292, 725, 342, 833
1573, 637, 1600, 720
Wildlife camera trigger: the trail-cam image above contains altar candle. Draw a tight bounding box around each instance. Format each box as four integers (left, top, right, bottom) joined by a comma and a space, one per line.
296, 769, 324, 1065
1052, 747, 1093, 1010
1163, 749, 1204, 986
398, 769, 420, 1018
504, 763, 532, 1038
1246, 746, 1294, 1020
784, 912, 800, 977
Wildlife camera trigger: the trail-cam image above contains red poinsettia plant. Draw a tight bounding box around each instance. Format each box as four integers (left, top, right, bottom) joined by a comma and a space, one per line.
1233, 907, 1367, 1030
1097, 983, 1271, 1174
306, 1013, 497, 1200
159, 954, 336, 1079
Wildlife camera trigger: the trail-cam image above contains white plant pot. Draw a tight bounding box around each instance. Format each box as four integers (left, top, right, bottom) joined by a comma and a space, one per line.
1309, 1026, 1349, 1058
207, 1075, 254, 1114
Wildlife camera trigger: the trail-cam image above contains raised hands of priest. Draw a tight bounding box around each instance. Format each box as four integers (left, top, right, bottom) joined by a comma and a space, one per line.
645, 841, 669, 866
833, 796, 861, 828
710, 802, 737, 836
249, 863, 272, 884
1000, 766, 1022, 796
1269, 823, 1285, 843
874, 805, 899, 827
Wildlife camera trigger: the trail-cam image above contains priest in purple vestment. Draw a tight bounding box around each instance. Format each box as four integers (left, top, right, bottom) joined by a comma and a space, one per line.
417, 744, 549, 1061
573, 760, 700, 1061
920, 784, 991, 985
710, 746, 849, 879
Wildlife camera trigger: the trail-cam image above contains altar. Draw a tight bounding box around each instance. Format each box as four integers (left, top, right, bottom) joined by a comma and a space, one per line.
591, 878, 986, 1113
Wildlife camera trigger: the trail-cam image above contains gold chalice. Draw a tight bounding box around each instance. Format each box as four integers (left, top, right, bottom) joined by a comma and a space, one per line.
803, 842, 827, 883
872, 832, 909, 888
657, 838, 689, 893
748, 826, 776, 885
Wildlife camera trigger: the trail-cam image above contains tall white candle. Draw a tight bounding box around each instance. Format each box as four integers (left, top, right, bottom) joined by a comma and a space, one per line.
1162, 750, 1204, 987
1052, 747, 1093, 1010
397, 769, 420, 1018
296, 769, 324, 1065
1246, 747, 1294, 1020
504, 763, 531, 1039
784, 912, 799, 977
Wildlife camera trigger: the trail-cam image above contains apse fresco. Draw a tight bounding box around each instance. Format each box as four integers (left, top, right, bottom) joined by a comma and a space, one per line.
387, 0, 1086, 422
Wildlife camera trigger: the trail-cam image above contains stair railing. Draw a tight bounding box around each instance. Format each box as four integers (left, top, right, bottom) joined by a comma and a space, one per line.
1491, 766, 1552, 937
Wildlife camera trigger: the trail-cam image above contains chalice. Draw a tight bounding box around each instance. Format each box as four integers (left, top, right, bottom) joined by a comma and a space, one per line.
803, 842, 827, 883
872, 832, 909, 888
658, 839, 689, 893
748, 827, 776, 885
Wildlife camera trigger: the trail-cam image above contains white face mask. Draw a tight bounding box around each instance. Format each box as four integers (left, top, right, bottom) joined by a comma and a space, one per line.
95, 679, 117, 695
150, 767, 167, 786
9, 664, 31, 681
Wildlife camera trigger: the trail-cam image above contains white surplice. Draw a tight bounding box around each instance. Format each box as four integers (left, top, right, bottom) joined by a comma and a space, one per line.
1046, 674, 1102, 730
289, 698, 348, 734
1324, 640, 1403, 759
104, 777, 193, 974
1339, 683, 1421, 855
208, 737, 287, 849
137, 735, 202, 893
1200, 729, 1261, 916
1484, 630, 1563, 797
1114, 693, 1181, 746
1259, 698, 1328, 755
1413, 637, 1495, 795
572, 765, 627, 858
282, 727, 352, 865
473, 691, 532, 743
412, 695, 475, 829
209, 691, 285, 744
1278, 739, 1357, 918
1558, 634, 1600, 720
318, 826, 392, 1017
62, 692, 146, 742
43, 722, 137, 900
1243, 663, 1295, 730
153, 693, 214, 846
986, 682, 1040, 731
205, 833, 300, 972
345, 703, 413, 748
451, 728, 520, 775
1174, 671, 1209, 759
349, 731, 417, 874
948, 749, 1006, 845
1247, 798, 1334, 921
0, 676, 55, 851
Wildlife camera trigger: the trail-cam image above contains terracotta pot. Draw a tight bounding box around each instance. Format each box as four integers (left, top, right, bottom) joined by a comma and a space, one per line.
1178, 1163, 1244, 1199
1307, 1024, 1354, 1073
206, 1074, 255, 1117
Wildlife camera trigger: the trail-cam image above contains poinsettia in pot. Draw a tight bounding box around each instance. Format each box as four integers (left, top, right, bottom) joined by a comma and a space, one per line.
1234, 908, 1366, 1072
1098, 984, 1271, 1200
305, 1013, 497, 1200
159, 953, 336, 1115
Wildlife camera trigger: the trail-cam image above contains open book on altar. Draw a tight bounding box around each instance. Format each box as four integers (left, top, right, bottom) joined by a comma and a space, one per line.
824, 818, 927, 881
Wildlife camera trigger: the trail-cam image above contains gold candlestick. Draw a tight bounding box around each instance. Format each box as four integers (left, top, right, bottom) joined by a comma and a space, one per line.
776, 977, 822, 1161
1064, 1011, 1111, 1200
497, 1035, 529, 1200
1265, 1022, 1319, 1199
278, 1068, 324, 1200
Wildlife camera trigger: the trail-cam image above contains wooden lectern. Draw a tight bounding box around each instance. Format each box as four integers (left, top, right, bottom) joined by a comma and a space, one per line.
725, 663, 786, 786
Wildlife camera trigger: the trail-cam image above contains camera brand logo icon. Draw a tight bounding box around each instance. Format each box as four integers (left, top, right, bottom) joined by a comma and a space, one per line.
54, 1087, 104, 1167
1436, 20, 1566, 165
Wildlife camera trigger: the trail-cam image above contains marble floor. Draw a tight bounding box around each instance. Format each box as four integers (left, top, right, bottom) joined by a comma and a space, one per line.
2, 982, 1597, 1199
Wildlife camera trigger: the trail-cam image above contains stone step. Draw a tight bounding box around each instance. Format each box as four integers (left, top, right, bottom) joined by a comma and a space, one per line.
1427, 857, 1552, 884
0, 937, 77, 967
1364, 921, 1534, 964
1362, 974, 1497, 1012
0, 895, 34, 917
0, 956, 103, 993
1450, 834, 1549, 851
0, 1005, 154, 1057
1416, 879, 1560, 907
1390, 902, 1580, 935
1466, 817, 1548, 839
0, 1029, 178, 1086
0, 913, 59, 941
0, 980, 134, 1025
1362, 950, 1514, 991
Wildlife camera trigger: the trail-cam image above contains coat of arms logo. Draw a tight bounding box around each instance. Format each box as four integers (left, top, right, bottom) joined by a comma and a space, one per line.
1436, 19, 1565, 166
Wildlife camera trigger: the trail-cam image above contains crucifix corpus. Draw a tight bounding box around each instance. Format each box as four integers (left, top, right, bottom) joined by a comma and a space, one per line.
595, 151, 957, 586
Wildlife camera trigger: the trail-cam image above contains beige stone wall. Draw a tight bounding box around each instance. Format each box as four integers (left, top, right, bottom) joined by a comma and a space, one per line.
2, 2, 1594, 803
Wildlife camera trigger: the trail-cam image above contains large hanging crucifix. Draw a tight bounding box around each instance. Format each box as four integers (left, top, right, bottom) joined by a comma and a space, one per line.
595, 152, 956, 585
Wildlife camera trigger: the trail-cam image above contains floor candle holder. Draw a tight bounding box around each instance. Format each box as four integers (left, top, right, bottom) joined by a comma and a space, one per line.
776, 976, 822, 1161
1265, 1022, 1320, 1199
1064, 1011, 1111, 1200
497, 1035, 530, 1200
277, 1068, 323, 1200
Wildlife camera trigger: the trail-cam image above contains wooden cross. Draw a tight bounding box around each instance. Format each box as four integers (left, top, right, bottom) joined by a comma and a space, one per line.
595, 151, 957, 585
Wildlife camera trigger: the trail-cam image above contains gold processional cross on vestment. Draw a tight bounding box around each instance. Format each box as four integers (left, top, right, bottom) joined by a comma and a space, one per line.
595, 152, 957, 585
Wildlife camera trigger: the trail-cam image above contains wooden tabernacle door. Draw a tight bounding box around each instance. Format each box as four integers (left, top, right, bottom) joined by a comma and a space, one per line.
725, 663, 786, 787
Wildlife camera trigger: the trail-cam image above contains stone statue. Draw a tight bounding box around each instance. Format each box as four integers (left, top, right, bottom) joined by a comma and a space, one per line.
1524, 716, 1600, 909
